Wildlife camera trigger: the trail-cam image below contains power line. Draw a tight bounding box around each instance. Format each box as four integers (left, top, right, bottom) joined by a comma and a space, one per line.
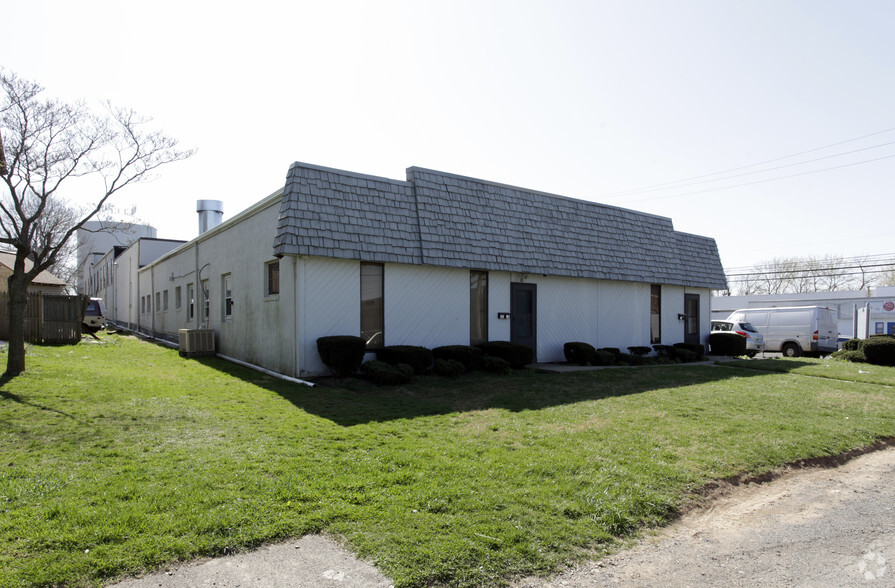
724, 252, 895, 274
605, 140, 895, 200
597, 126, 895, 200
618, 152, 895, 204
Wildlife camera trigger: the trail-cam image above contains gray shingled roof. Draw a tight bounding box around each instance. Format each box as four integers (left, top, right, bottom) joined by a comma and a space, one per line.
274, 162, 728, 289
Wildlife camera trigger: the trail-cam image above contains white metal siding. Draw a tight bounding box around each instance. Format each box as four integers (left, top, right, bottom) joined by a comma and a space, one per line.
594, 281, 649, 351
534, 276, 600, 362
385, 265, 469, 348
298, 257, 360, 376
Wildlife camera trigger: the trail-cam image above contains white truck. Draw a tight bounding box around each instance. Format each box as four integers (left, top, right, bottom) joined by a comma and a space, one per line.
725, 306, 838, 357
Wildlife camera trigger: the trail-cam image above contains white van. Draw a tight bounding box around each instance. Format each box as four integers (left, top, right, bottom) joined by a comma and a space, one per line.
83, 297, 106, 333
726, 306, 838, 357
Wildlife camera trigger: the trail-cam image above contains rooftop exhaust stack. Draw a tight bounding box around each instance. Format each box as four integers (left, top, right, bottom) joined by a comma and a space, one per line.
197, 200, 223, 234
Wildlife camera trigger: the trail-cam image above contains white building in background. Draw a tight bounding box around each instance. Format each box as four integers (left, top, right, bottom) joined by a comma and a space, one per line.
712, 286, 895, 340
90, 162, 727, 378
76, 220, 157, 294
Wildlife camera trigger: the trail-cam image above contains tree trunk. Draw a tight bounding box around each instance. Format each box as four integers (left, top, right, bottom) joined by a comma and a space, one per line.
5, 275, 29, 377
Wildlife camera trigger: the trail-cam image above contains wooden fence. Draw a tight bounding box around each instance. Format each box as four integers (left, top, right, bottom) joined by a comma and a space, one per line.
0, 292, 86, 344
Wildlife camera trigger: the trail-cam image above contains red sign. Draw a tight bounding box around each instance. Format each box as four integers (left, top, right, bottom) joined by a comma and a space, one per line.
884, 301, 895, 312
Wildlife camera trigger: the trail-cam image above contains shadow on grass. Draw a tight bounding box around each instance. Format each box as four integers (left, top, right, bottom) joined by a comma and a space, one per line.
192, 356, 775, 426
0, 375, 85, 422
716, 358, 823, 374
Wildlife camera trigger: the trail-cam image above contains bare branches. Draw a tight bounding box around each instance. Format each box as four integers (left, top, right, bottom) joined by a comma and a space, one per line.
725, 254, 895, 296
0, 68, 193, 375
0, 68, 192, 277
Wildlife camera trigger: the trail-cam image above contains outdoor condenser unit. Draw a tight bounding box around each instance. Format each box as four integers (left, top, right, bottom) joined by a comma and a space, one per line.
178, 328, 216, 357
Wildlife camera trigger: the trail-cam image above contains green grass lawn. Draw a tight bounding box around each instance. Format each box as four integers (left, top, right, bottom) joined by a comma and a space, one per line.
2, 335, 895, 587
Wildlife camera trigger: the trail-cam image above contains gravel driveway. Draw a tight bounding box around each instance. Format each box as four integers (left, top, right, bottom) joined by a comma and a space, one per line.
112, 445, 895, 587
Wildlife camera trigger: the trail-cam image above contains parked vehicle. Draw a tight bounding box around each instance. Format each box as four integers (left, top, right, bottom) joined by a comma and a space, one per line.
725, 306, 838, 357
83, 298, 106, 333
711, 320, 765, 357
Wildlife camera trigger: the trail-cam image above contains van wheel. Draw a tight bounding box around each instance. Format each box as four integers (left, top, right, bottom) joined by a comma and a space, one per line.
782, 343, 801, 358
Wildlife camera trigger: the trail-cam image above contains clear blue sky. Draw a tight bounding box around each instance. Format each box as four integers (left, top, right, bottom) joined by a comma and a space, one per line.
5, 0, 895, 271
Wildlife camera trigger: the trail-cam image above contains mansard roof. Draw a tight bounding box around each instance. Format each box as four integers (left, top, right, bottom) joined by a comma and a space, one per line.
274, 162, 727, 289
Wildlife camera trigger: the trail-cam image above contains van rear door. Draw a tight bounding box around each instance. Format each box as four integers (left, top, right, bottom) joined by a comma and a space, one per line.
815, 308, 838, 353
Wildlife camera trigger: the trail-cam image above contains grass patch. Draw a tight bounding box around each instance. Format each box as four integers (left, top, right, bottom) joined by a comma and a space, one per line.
2, 335, 895, 587
718, 356, 895, 387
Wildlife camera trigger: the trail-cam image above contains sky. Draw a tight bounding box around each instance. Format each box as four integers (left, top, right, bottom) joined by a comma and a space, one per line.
4, 0, 895, 273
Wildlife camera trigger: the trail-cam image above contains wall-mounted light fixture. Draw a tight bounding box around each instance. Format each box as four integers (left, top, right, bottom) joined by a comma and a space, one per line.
677, 313, 687, 321
497, 312, 510, 320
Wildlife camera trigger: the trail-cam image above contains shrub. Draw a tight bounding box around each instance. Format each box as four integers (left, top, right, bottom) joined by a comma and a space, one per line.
376, 345, 434, 375
652, 344, 674, 358
563, 342, 596, 365
617, 352, 645, 366
592, 350, 616, 366
842, 338, 864, 351
673, 348, 699, 363
627, 346, 652, 356
673, 342, 705, 361
434, 358, 466, 378
316, 335, 367, 378
862, 336, 895, 366
432, 345, 484, 372
709, 332, 746, 356
362, 360, 413, 385
831, 349, 866, 363
476, 341, 534, 369
481, 356, 511, 375
598, 347, 621, 357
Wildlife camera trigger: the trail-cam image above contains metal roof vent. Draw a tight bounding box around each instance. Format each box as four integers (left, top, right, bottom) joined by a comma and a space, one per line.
197, 200, 223, 234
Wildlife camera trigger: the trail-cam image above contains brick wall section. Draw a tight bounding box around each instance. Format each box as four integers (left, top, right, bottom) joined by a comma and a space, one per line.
274, 162, 728, 289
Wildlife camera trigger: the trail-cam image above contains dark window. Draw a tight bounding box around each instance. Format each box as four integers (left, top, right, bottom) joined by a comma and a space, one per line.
267, 261, 280, 295
223, 274, 233, 318
361, 263, 384, 348
650, 284, 661, 344
470, 271, 488, 345
187, 283, 195, 320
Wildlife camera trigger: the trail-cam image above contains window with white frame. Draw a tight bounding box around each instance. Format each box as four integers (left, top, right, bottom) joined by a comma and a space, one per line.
187, 283, 195, 320
201, 279, 210, 321
266, 260, 280, 296
223, 274, 233, 319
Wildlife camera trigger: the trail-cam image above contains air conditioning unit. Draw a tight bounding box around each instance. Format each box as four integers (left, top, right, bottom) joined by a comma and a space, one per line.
178, 329, 216, 357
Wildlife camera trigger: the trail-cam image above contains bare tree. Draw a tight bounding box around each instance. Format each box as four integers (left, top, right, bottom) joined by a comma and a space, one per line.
0, 70, 192, 376
726, 254, 895, 296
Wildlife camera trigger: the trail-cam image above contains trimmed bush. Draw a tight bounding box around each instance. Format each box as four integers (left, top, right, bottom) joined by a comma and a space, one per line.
709, 332, 747, 356
673, 342, 705, 361
434, 358, 466, 378
376, 345, 434, 375
862, 336, 895, 366
316, 335, 367, 378
842, 338, 864, 351
482, 356, 511, 375
673, 348, 699, 363
831, 349, 866, 363
627, 346, 652, 356
616, 352, 645, 366
563, 342, 596, 365
652, 344, 674, 358
598, 347, 621, 357
476, 341, 534, 369
593, 350, 616, 366
362, 360, 413, 385
433, 345, 484, 372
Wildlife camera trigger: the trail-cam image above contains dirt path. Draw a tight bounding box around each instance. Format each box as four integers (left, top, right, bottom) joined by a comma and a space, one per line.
515, 445, 895, 587
112, 446, 895, 587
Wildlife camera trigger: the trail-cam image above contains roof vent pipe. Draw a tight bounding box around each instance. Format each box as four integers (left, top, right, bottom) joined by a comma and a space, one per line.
197, 200, 224, 234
